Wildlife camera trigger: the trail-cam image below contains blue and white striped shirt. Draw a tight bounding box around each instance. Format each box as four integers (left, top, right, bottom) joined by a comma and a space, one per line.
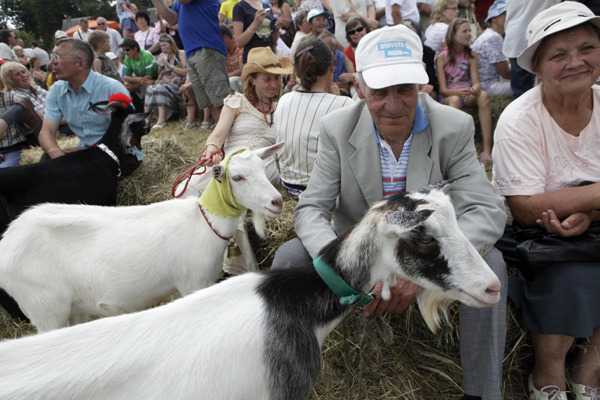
375, 103, 429, 197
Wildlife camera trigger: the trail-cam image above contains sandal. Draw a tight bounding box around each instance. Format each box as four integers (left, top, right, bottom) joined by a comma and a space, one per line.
200, 121, 211, 130
528, 375, 568, 400
567, 372, 600, 400
151, 122, 166, 130
183, 122, 197, 131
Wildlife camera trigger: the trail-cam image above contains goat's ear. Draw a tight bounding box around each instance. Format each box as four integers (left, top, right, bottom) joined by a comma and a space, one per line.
380, 209, 434, 235
124, 112, 148, 124
253, 142, 284, 160
212, 165, 225, 182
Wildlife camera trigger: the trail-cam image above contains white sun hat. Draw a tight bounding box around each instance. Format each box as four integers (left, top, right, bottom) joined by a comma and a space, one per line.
517, 2, 600, 73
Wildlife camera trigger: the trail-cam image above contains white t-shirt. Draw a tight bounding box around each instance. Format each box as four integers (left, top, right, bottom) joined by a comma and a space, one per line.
424, 22, 448, 56
0, 43, 19, 62
502, 0, 560, 58
74, 29, 90, 42
385, 0, 419, 26
492, 85, 600, 197
275, 90, 354, 186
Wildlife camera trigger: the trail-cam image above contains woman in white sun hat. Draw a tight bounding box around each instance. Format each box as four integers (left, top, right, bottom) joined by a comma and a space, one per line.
492, 2, 600, 400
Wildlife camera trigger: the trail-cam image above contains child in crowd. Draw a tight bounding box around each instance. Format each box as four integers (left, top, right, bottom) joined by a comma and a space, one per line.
436, 17, 493, 164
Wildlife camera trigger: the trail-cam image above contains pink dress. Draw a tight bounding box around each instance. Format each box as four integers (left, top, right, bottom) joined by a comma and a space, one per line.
440, 49, 471, 90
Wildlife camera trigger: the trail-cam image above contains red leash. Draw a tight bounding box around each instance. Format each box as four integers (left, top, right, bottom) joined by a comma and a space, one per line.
171, 148, 225, 198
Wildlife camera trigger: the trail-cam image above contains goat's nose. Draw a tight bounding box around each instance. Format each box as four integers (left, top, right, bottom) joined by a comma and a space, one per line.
485, 279, 502, 296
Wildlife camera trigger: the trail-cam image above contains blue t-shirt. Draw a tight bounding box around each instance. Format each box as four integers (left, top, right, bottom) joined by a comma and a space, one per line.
172, 0, 226, 59
45, 71, 143, 160
333, 50, 346, 83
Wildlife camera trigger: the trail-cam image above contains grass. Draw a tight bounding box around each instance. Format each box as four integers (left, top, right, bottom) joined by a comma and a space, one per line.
0, 105, 535, 399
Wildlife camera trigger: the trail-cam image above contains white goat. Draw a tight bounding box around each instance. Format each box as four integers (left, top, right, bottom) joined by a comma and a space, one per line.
0, 179, 501, 400
0, 144, 284, 333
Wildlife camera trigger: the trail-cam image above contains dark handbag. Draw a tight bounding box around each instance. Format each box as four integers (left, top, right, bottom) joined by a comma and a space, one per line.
511, 221, 600, 280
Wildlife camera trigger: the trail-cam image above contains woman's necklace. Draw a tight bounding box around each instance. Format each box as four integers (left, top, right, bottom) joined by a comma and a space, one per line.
253, 99, 273, 126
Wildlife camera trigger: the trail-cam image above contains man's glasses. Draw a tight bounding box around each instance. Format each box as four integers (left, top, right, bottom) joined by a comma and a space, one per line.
50, 53, 81, 62
348, 26, 365, 35
97, 22, 106, 25
122, 48, 132, 52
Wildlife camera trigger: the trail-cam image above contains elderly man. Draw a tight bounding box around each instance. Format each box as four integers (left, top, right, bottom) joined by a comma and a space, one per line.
38, 38, 142, 176
272, 25, 507, 400
150, 0, 231, 125
0, 29, 19, 62
96, 16, 123, 54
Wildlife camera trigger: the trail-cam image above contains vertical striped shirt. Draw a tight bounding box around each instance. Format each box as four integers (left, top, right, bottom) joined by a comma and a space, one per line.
375, 102, 429, 197
275, 90, 354, 188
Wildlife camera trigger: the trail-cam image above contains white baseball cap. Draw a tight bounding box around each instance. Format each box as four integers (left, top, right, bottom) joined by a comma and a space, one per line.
106, 52, 117, 60
517, 2, 600, 73
307, 9, 330, 22
55, 30, 68, 40
355, 25, 428, 89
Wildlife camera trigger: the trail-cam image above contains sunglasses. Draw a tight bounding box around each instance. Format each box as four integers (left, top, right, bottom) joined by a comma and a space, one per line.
122, 48, 131, 52
348, 26, 365, 35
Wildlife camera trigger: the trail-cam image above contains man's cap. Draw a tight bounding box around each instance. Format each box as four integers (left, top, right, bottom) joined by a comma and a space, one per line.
355, 25, 428, 89
307, 9, 330, 22
55, 30, 68, 40
517, 2, 600, 73
485, 0, 506, 22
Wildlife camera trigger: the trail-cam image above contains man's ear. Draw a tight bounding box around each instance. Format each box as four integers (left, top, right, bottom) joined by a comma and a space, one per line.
353, 75, 365, 99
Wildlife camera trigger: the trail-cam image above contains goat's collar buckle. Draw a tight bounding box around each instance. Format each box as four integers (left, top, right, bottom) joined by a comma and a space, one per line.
313, 255, 375, 309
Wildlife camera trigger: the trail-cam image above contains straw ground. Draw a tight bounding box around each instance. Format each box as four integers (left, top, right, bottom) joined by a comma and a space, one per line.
0, 110, 535, 399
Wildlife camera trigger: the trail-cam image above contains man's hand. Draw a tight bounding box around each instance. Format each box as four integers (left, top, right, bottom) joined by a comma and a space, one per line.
537, 209, 593, 237
360, 277, 419, 317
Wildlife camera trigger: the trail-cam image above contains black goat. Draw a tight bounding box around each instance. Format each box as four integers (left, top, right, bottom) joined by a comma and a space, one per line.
0, 100, 149, 320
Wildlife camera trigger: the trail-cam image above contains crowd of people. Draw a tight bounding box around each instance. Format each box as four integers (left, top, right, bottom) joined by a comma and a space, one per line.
0, 0, 600, 399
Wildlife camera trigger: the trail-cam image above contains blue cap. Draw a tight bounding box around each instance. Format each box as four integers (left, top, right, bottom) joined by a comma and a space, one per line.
486, 0, 506, 22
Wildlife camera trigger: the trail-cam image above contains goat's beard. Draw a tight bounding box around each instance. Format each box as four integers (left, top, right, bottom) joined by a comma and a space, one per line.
252, 212, 266, 238
417, 289, 453, 333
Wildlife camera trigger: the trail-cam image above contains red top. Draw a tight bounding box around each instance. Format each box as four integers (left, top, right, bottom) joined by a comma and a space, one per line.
344, 46, 356, 70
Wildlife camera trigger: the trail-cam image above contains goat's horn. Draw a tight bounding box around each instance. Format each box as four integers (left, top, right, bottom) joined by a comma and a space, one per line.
106, 101, 125, 109
420, 174, 470, 193
88, 100, 109, 110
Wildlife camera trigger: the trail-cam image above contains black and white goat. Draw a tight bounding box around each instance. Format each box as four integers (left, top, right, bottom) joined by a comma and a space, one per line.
0, 180, 501, 400
0, 144, 284, 333
0, 100, 149, 320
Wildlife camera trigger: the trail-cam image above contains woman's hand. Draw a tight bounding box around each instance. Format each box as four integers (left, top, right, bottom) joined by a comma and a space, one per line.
360, 277, 420, 317
419, 84, 434, 95
179, 82, 192, 94
339, 72, 354, 84
200, 143, 223, 166
537, 209, 593, 237
341, 12, 357, 22
252, 8, 268, 29
470, 83, 481, 97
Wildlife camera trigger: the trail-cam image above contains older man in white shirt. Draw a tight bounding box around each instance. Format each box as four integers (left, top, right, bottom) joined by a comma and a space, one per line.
96, 17, 124, 53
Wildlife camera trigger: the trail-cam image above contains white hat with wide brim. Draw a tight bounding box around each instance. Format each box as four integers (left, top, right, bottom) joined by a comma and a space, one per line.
517, 2, 600, 74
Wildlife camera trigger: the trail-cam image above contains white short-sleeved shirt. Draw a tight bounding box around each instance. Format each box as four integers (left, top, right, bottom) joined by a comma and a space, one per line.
472, 28, 507, 91
385, 0, 419, 25
329, 0, 374, 48
424, 22, 448, 56
492, 85, 600, 197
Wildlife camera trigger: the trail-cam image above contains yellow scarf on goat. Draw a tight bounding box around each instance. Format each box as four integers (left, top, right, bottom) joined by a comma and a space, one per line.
198, 148, 247, 218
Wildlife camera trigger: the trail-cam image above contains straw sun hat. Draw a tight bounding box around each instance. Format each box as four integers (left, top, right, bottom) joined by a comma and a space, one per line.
241, 47, 294, 84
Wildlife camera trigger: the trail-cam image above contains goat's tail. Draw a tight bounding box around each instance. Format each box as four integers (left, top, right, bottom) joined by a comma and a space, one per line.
416, 289, 453, 333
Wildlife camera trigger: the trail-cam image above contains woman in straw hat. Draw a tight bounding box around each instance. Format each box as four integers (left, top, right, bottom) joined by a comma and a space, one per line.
492, 3, 600, 399
176, 46, 292, 273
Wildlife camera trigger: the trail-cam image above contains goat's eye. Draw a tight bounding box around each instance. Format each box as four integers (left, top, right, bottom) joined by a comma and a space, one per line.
419, 235, 434, 244
231, 176, 244, 182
